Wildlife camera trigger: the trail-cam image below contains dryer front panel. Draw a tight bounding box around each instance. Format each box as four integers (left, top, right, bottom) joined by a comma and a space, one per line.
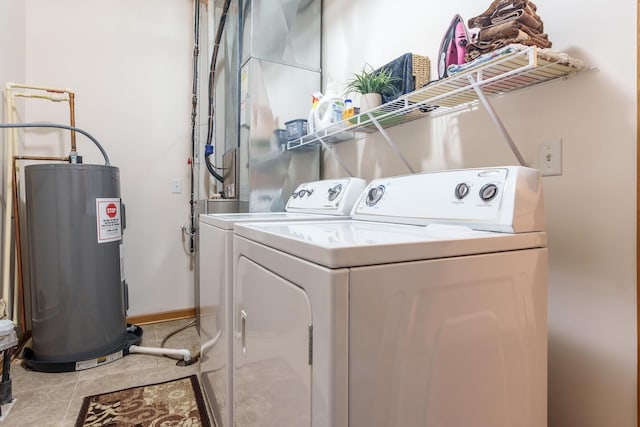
198, 222, 231, 427
234, 255, 312, 426
348, 248, 547, 427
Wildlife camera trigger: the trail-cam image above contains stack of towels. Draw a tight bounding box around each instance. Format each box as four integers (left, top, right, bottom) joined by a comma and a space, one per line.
465, 0, 551, 61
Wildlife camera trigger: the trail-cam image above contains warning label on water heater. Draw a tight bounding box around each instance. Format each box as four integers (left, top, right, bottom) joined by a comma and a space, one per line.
96, 198, 122, 243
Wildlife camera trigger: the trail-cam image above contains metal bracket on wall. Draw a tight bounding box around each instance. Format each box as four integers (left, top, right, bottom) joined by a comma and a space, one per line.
313, 134, 355, 177
466, 74, 527, 167
367, 112, 416, 173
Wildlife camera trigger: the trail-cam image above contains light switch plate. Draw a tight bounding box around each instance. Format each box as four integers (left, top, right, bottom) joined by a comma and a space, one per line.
538, 139, 562, 176
171, 179, 182, 194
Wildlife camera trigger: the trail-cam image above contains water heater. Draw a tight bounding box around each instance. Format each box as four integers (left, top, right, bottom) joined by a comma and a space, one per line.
22, 163, 140, 372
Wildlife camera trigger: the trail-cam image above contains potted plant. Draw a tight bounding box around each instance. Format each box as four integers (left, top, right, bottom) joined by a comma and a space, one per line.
345, 64, 399, 112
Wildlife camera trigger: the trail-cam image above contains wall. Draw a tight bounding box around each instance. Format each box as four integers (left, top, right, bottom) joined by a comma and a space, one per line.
322, 0, 637, 426
0, 1, 26, 116
16, 0, 196, 316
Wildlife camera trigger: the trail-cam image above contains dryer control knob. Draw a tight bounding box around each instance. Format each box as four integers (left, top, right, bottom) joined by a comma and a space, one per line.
479, 183, 498, 202
328, 184, 343, 201
366, 185, 385, 206
455, 183, 470, 200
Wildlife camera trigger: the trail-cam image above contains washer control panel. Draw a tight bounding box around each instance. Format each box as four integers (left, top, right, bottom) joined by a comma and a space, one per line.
352, 167, 544, 233
286, 177, 367, 215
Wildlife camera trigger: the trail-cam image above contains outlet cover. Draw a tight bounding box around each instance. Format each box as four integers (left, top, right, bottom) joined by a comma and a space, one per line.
538, 139, 562, 176
171, 179, 183, 194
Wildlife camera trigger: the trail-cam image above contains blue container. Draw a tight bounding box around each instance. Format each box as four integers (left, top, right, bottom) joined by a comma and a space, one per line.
284, 119, 308, 140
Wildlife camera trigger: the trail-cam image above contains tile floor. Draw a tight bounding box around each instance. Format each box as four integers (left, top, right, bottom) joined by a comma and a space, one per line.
2, 318, 210, 427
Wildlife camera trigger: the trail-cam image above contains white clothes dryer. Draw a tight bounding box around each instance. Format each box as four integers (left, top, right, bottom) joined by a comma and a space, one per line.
232, 166, 547, 427
198, 177, 366, 427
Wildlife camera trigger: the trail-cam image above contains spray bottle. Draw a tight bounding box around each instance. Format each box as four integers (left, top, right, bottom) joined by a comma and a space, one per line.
308, 92, 322, 133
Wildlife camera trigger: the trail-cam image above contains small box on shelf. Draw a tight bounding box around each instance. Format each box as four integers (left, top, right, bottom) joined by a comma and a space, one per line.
284, 119, 308, 141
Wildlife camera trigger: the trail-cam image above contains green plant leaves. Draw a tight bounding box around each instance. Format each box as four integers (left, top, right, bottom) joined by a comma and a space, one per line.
345, 64, 400, 96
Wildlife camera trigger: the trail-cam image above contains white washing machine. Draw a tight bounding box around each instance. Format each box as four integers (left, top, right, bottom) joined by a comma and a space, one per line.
232, 166, 547, 427
198, 177, 366, 427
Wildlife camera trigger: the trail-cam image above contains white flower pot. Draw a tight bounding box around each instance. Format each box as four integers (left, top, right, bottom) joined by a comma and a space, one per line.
360, 93, 382, 113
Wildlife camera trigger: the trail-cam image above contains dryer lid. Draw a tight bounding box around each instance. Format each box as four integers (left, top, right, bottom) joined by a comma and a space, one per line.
234, 220, 546, 268
199, 212, 334, 230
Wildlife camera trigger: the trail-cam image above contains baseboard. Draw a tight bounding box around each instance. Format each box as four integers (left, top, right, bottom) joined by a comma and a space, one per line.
127, 308, 196, 326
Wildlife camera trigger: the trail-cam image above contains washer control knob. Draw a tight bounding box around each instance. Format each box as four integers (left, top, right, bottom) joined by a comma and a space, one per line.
455, 183, 470, 200
297, 189, 313, 198
328, 184, 343, 201
366, 185, 385, 206
479, 183, 498, 202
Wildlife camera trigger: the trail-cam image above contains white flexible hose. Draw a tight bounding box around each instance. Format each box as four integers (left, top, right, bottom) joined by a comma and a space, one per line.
128, 345, 192, 362
200, 329, 222, 355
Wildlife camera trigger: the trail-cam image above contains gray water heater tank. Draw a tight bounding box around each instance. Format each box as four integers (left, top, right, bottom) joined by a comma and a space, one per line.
24, 163, 129, 370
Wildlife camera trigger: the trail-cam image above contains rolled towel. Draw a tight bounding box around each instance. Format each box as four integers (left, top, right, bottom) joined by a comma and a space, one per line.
491, 4, 543, 31
465, 31, 530, 60
526, 32, 552, 48
478, 19, 544, 42
479, 21, 522, 41
468, 0, 503, 28
468, 0, 539, 28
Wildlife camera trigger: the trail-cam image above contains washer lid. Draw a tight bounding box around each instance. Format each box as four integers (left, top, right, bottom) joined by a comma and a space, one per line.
199, 212, 349, 230
234, 220, 547, 268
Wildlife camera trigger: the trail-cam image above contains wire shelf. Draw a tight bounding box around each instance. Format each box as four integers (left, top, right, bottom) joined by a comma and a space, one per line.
287, 46, 583, 151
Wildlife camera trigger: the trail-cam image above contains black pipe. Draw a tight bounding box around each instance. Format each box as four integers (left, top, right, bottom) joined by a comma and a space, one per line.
0, 349, 12, 405
205, 150, 224, 183
0, 122, 110, 165
205, 0, 232, 148
188, 0, 202, 254
1, 350, 9, 383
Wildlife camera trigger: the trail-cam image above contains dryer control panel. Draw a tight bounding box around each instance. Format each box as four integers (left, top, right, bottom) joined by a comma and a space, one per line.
352, 166, 544, 233
286, 177, 367, 215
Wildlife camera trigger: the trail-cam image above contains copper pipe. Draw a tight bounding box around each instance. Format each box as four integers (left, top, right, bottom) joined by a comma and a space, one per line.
68, 92, 76, 153
12, 155, 69, 335
20, 86, 77, 154
13, 156, 66, 161
11, 159, 24, 335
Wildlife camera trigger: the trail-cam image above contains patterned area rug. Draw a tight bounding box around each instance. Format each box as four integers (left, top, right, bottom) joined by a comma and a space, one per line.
75, 375, 211, 427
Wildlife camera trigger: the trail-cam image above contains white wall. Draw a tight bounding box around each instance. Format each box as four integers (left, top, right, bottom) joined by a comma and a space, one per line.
322, 0, 636, 426
0, 1, 26, 113
17, 0, 196, 316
